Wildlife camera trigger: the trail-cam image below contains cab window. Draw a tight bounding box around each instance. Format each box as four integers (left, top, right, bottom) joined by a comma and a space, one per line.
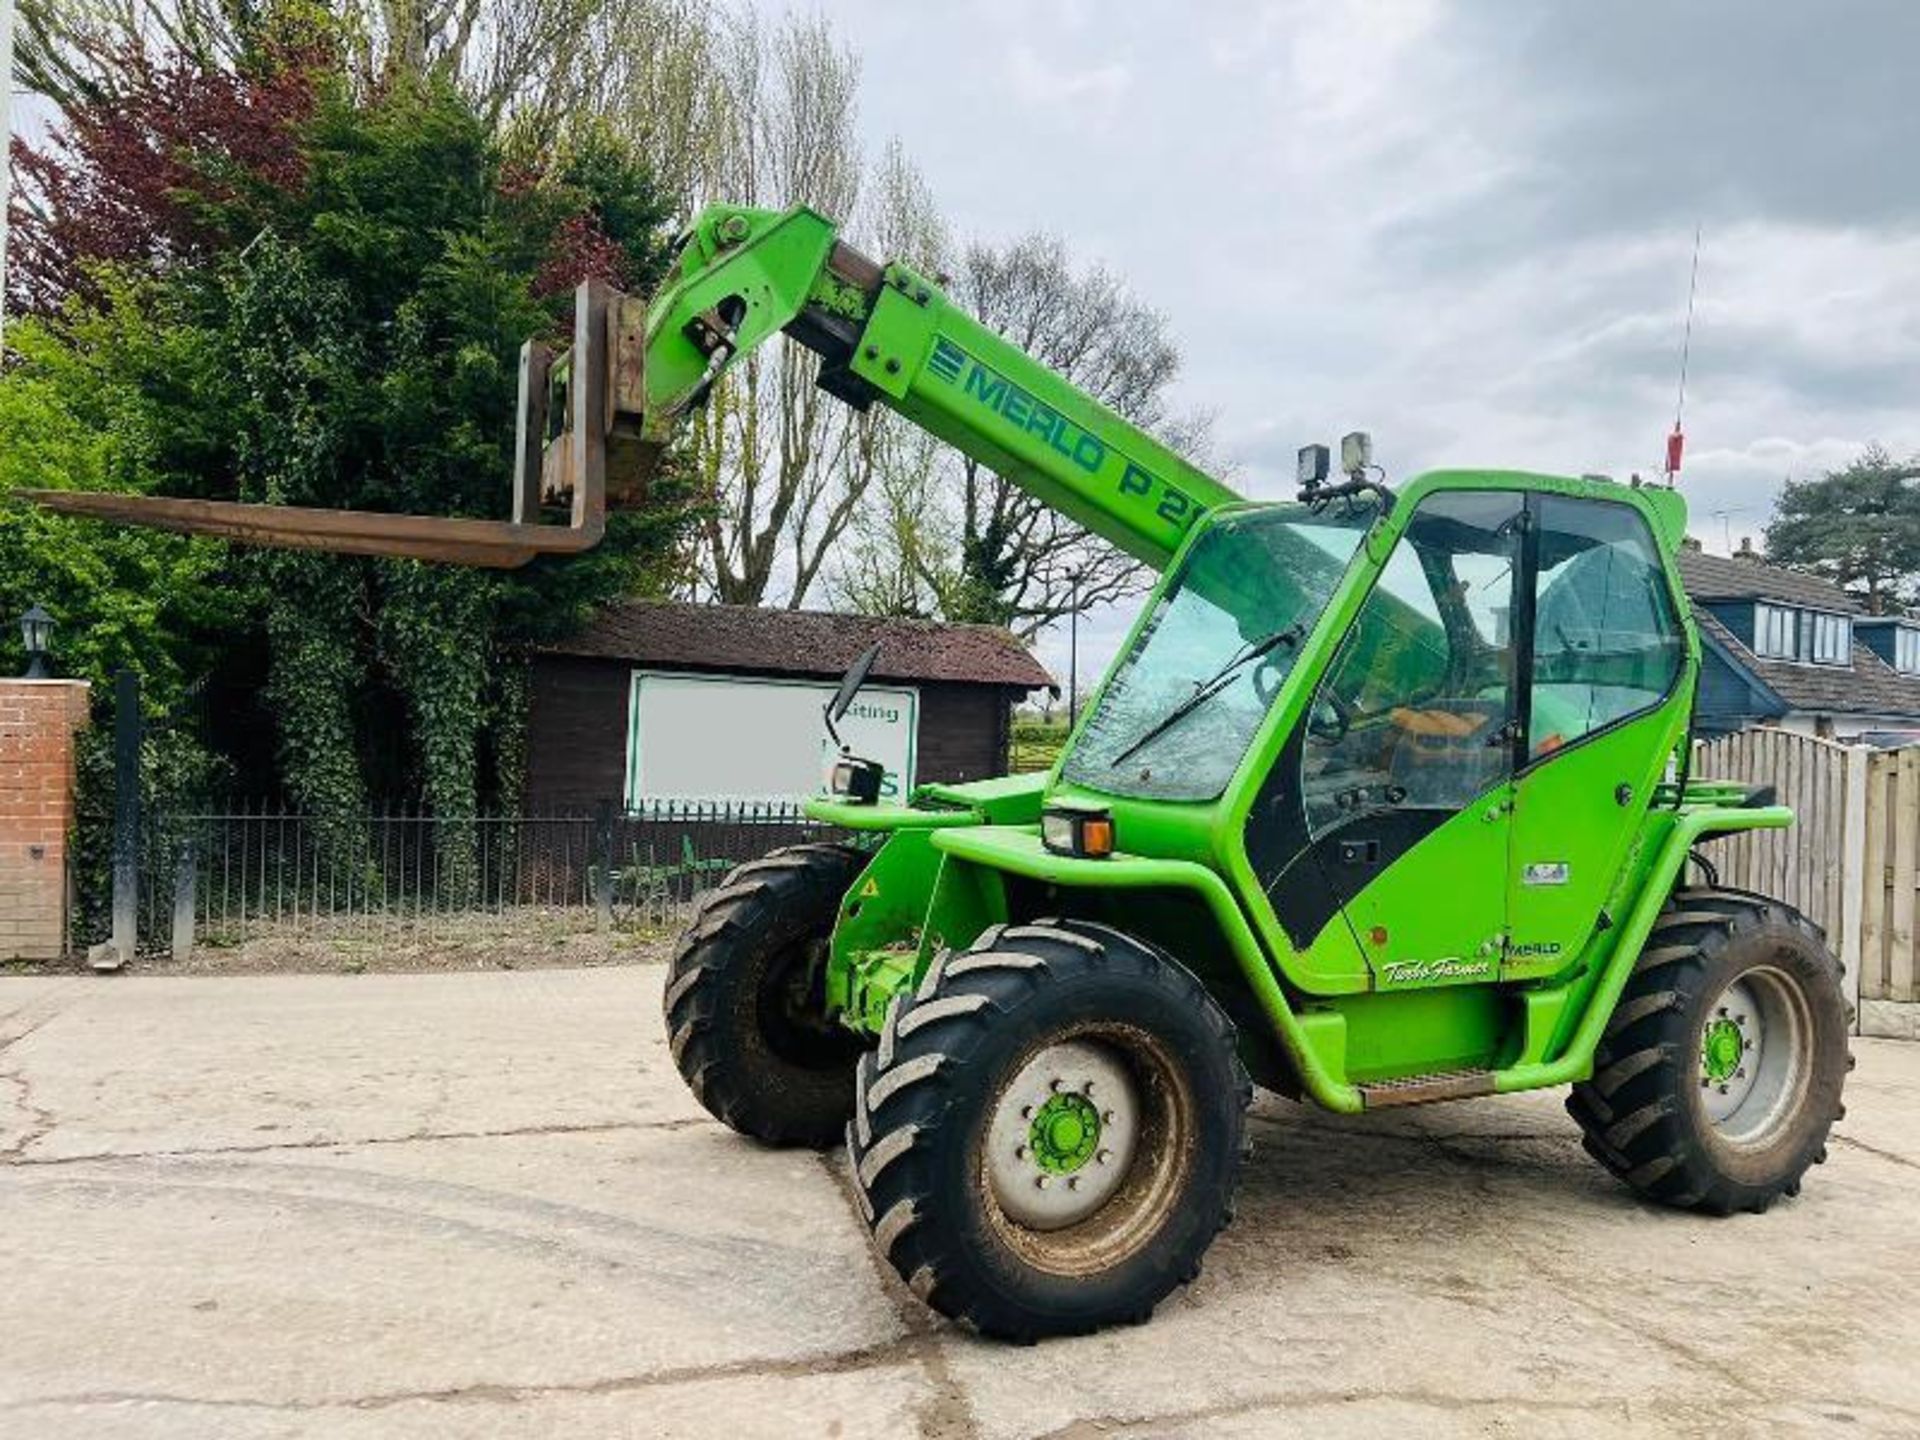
1301, 491, 1523, 839
1529, 496, 1685, 758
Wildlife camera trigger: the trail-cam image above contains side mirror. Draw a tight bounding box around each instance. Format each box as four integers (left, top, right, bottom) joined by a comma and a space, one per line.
824, 642, 882, 749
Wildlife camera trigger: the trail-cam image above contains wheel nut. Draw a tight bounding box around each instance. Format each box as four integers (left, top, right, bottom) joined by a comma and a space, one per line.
1097, 1149, 1112, 1165
1020, 1105, 1033, 1119
1036, 1175, 1051, 1190
1015, 1145, 1029, 1160
1103, 1110, 1116, 1125
1068, 1176, 1082, 1191
1718, 1084, 1729, 1095
1049, 1078, 1065, 1093
1083, 1080, 1096, 1094
1735, 1068, 1746, 1079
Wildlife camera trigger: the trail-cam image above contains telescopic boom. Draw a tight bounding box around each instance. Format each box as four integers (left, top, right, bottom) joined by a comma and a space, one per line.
26, 203, 1243, 570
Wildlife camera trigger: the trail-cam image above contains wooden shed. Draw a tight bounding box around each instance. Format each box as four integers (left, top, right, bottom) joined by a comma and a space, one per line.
524, 600, 1056, 810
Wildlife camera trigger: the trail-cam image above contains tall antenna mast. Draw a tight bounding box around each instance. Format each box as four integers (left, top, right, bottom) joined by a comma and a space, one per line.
1664, 224, 1702, 487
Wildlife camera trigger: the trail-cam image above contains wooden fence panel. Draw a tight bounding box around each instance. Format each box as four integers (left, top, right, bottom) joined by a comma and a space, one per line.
1691, 730, 1854, 969
1689, 730, 1920, 1011
1894, 749, 1919, 1003
1860, 753, 1891, 1001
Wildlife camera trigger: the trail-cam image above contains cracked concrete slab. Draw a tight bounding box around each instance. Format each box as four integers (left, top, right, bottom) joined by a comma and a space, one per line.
11, 969, 703, 1162
944, 1061, 1920, 1440
0, 1130, 909, 1411
2, 969, 1917, 1440
0, 1362, 934, 1440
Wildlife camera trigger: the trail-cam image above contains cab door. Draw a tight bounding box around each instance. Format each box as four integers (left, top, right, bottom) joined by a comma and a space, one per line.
1504, 494, 1688, 977
1290, 491, 1526, 989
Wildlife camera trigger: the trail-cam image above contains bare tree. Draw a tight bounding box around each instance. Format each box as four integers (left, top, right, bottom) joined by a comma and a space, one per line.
678, 9, 892, 609
337, 0, 694, 124
14, 0, 257, 109
12, 0, 693, 129
584, 0, 722, 209
934, 234, 1209, 638
810, 138, 953, 618
829, 223, 1211, 639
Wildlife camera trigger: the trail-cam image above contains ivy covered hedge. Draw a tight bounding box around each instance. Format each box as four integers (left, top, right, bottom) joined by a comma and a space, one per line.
2, 25, 703, 855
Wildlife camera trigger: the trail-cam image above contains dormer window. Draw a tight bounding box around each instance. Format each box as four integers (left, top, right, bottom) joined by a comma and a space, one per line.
1755, 603, 1793, 658
1753, 603, 1850, 665
1897, 626, 1920, 675
1806, 611, 1851, 664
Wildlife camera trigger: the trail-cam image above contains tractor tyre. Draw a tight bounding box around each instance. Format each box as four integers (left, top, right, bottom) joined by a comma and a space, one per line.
1568, 887, 1851, 1215
845, 919, 1250, 1342
665, 843, 868, 1148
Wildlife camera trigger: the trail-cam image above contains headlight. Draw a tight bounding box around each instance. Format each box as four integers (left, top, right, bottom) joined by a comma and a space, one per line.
829, 756, 885, 805
1040, 804, 1114, 858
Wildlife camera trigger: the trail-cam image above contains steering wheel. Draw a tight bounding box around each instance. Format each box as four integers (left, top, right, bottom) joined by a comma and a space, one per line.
1305, 687, 1353, 745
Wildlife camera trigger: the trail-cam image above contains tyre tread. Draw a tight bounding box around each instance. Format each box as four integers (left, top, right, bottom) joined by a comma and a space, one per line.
1567, 887, 1850, 1215
846, 915, 1249, 1341
664, 843, 866, 1147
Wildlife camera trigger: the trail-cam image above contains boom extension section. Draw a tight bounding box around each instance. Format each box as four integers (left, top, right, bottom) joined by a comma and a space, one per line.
22, 205, 1241, 570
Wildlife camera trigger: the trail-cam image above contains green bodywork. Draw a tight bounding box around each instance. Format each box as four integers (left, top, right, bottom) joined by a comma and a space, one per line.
638, 202, 1790, 1114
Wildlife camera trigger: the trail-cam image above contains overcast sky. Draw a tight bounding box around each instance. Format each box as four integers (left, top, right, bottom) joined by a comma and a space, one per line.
778, 0, 1919, 690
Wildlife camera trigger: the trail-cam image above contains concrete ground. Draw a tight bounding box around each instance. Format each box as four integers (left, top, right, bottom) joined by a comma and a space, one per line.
2, 968, 1917, 1440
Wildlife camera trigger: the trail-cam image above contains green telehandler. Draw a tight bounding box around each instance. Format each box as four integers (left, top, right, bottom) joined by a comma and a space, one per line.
32, 203, 1852, 1342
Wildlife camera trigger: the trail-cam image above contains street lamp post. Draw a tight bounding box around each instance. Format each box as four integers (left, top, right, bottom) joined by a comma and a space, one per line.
18, 602, 52, 678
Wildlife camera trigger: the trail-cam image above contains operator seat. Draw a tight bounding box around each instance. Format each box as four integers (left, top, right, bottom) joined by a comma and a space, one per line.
1386, 699, 1508, 809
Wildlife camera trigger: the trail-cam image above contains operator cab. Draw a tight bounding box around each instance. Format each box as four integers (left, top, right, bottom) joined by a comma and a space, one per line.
1056, 461, 1691, 990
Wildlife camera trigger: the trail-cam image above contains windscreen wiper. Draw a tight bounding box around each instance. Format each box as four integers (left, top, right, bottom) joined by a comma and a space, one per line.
1110, 623, 1303, 768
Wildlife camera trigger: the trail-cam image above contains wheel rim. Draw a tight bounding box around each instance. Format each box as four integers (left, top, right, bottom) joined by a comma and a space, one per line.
978, 1027, 1195, 1277
1698, 967, 1812, 1147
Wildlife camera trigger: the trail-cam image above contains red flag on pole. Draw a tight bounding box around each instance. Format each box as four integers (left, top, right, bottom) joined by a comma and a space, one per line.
1665, 423, 1685, 478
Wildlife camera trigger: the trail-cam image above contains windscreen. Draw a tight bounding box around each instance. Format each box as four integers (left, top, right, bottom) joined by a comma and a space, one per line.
1062, 502, 1377, 802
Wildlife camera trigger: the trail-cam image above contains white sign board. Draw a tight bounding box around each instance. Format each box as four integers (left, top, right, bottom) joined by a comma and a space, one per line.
624, 671, 918, 807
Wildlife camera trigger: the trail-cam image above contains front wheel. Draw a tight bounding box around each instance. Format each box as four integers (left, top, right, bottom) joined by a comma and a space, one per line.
665, 844, 868, 1147
1569, 888, 1851, 1215
846, 919, 1250, 1341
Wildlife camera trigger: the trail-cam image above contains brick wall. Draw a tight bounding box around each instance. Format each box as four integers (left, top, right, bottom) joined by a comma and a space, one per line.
0, 680, 91, 961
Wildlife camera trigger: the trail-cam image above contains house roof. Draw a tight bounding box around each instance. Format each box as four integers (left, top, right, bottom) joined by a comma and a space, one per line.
1692, 596, 1920, 718
1675, 548, 1858, 612
1671, 547, 1920, 717
540, 599, 1057, 692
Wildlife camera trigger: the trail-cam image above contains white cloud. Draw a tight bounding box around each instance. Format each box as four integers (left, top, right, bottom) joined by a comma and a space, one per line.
1003, 43, 1132, 130
759, 0, 1917, 651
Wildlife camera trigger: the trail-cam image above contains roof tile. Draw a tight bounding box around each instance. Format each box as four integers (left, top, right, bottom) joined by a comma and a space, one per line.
1675, 548, 1858, 611
541, 600, 1056, 692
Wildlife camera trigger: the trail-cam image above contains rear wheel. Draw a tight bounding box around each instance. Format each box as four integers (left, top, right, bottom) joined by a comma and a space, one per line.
665, 844, 867, 1147
846, 919, 1250, 1341
1569, 888, 1851, 1214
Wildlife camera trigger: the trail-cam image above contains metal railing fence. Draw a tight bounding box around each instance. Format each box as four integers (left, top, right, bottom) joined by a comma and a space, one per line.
119, 800, 840, 956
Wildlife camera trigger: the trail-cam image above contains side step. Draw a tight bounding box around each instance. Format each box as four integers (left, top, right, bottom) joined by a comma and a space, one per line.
1358, 1069, 1495, 1109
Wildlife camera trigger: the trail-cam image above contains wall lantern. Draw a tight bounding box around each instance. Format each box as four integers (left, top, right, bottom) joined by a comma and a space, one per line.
18, 603, 54, 679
